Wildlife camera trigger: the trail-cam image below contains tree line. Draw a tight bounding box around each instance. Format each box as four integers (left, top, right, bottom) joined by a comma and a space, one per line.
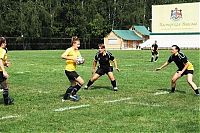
0, 0, 199, 39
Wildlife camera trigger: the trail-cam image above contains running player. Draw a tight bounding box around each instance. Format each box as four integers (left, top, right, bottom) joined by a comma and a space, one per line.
0, 37, 14, 105
151, 40, 159, 62
85, 44, 119, 91
156, 45, 199, 95
61, 36, 84, 101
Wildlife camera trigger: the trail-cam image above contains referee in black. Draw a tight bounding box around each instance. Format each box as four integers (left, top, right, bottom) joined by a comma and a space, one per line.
151, 40, 159, 62
85, 44, 119, 91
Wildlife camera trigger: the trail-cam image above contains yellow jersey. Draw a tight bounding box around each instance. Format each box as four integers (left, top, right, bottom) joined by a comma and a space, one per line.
63, 47, 81, 71
0, 47, 7, 72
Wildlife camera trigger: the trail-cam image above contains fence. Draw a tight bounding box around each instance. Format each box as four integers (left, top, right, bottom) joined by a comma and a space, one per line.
6, 37, 103, 50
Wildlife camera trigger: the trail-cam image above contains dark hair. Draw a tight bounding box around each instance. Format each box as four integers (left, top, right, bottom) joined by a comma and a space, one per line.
71, 36, 80, 45
172, 45, 180, 52
98, 44, 105, 49
0, 37, 6, 46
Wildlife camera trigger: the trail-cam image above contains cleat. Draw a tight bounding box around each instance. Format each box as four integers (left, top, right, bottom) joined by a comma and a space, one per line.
195, 94, 200, 96
70, 95, 80, 101
84, 85, 89, 90
113, 87, 118, 91
62, 99, 68, 102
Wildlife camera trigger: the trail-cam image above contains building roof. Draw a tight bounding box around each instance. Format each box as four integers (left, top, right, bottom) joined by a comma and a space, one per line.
134, 26, 151, 36
112, 30, 143, 41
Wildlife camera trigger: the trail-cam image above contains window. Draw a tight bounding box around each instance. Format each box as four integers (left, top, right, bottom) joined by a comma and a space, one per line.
108, 39, 117, 44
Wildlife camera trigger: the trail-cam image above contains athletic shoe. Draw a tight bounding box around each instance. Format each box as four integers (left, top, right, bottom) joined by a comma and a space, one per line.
70, 95, 80, 101
195, 94, 200, 96
84, 85, 89, 90
4, 97, 14, 105
113, 87, 118, 91
0, 89, 3, 92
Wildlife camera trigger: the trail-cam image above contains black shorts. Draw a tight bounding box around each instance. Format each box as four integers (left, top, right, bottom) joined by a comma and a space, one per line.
96, 66, 113, 76
0, 71, 7, 82
177, 70, 194, 76
152, 51, 158, 55
65, 70, 79, 81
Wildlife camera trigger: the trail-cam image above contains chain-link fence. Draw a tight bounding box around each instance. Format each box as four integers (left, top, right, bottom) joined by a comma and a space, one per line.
6, 37, 103, 50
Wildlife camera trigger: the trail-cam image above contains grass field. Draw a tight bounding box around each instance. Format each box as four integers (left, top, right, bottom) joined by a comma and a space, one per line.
0, 49, 199, 133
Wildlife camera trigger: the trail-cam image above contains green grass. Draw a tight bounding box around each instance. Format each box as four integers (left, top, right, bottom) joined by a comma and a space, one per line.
0, 50, 199, 133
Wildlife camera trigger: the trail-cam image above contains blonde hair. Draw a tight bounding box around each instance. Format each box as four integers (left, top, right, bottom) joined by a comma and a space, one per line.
71, 36, 80, 45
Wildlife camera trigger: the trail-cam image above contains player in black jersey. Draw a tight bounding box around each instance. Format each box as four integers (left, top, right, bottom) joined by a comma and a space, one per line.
85, 44, 119, 91
156, 45, 199, 95
151, 40, 159, 62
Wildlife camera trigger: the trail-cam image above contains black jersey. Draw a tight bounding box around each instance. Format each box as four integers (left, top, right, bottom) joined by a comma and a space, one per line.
95, 51, 115, 68
168, 52, 193, 71
152, 44, 158, 51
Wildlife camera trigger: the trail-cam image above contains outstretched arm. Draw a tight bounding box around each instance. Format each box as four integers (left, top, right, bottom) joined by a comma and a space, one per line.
113, 59, 120, 72
156, 61, 169, 71
92, 60, 97, 74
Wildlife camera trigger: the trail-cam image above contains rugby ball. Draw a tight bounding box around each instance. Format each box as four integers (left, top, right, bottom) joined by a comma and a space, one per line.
76, 56, 85, 65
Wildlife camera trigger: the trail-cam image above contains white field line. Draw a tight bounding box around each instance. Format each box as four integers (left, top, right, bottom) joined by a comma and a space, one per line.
154, 91, 169, 95
0, 115, 20, 120
104, 97, 131, 103
38, 90, 49, 94
16, 71, 31, 74
128, 102, 162, 107
54, 104, 90, 112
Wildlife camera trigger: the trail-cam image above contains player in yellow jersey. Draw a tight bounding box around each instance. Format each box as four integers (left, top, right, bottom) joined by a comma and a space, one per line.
61, 36, 84, 101
156, 45, 199, 96
0, 37, 14, 105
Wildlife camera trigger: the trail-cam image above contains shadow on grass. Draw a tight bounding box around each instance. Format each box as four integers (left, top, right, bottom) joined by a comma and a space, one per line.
90, 85, 112, 91
0, 98, 4, 104
59, 85, 112, 97
157, 88, 186, 94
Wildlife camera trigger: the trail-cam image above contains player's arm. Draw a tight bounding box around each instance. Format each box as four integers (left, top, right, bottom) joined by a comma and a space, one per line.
92, 60, 97, 74
178, 62, 189, 75
0, 59, 8, 78
113, 59, 120, 72
156, 61, 169, 71
61, 50, 76, 62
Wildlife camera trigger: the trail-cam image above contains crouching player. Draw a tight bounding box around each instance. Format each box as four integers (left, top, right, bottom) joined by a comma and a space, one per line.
0, 37, 14, 105
61, 36, 84, 102
156, 45, 199, 96
85, 44, 119, 91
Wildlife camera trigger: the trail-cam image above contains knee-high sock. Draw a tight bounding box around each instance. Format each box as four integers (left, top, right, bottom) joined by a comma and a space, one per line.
87, 80, 94, 87
63, 86, 73, 100
111, 80, 117, 88
3, 88, 9, 104
71, 84, 82, 95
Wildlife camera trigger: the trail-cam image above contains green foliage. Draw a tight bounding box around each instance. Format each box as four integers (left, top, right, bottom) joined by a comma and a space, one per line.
0, 0, 198, 38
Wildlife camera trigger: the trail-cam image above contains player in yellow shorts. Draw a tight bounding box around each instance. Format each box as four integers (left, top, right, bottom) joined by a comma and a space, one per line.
61, 36, 84, 101
156, 45, 199, 95
0, 37, 14, 105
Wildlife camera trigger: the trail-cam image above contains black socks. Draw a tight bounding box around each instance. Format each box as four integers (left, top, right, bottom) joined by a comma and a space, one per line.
171, 87, 175, 93
87, 80, 94, 88
194, 89, 199, 94
111, 80, 116, 88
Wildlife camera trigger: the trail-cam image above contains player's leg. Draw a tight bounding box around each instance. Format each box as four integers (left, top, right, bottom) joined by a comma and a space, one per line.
151, 52, 154, 62
85, 73, 101, 89
71, 76, 85, 96
187, 74, 199, 95
1, 80, 13, 105
107, 72, 118, 91
85, 68, 103, 89
155, 52, 159, 62
63, 80, 75, 100
171, 72, 182, 92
